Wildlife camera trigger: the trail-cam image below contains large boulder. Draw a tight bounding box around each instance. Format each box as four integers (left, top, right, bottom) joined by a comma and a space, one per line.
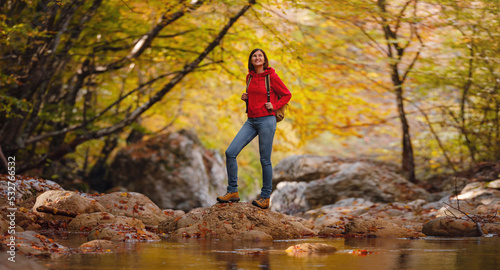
272, 155, 345, 187
304, 162, 429, 207
109, 130, 226, 211
271, 160, 429, 214
158, 203, 303, 240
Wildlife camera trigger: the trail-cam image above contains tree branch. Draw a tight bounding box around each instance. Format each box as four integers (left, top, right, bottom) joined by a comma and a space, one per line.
18, 0, 256, 173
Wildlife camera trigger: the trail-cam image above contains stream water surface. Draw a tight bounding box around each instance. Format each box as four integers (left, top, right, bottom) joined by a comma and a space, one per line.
35, 236, 500, 270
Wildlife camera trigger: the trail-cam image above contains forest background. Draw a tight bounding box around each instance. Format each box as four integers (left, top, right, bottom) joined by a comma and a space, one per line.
1, 0, 499, 198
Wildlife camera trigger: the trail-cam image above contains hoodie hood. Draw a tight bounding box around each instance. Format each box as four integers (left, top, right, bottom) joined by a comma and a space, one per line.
248, 67, 275, 77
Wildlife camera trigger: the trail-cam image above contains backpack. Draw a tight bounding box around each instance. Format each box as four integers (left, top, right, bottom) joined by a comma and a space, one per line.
246, 75, 288, 123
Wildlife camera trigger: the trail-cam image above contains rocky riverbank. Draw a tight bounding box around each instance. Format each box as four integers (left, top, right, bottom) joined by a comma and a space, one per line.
1, 158, 499, 268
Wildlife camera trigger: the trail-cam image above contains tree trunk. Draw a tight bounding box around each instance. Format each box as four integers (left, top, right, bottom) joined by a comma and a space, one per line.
395, 85, 416, 183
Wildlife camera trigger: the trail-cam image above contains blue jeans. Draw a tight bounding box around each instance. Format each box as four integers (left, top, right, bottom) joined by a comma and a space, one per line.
225, 115, 276, 198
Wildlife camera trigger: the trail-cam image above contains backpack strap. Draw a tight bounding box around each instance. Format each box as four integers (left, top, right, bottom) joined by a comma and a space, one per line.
265, 74, 272, 112
245, 75, 252, 113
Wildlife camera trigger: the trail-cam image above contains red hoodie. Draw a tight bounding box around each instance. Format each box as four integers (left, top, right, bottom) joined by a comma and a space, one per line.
246, 67, 292, 118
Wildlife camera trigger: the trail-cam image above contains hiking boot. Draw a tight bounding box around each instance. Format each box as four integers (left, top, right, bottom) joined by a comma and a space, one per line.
252, 198, 270, 209
217, 192, 240, 203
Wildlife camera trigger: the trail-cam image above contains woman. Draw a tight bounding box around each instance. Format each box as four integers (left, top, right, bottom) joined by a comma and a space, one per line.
217, 48, 292, 209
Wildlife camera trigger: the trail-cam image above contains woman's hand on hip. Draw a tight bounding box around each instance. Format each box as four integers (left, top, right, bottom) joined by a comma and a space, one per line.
241, 93, 248, 101
265, 102, 273, 111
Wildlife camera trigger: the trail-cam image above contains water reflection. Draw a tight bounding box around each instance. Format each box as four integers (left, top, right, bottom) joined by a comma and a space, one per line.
35, 237, 500, 270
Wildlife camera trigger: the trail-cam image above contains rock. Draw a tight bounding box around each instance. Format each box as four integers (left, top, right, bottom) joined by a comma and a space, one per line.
79, 240, 116, 253
317, 227, 343, 236
306, 198, 375, 232
32, 191, 105, 221
422, 217, 482, 237
0, 242, 47, 269
95, 192, 167, 226
108, 130, 226, 211
67, 212, 145, 231
287, 220, 316, 236
436, 181, 500, 218
359, 201, 437, 225
460, 182, 487, 193
456, 187, 500, 205
487, 179, 500, 189
285, 243, 337, 257
304, 162, 429, 208
271, 161, 429, 214
88, 224, 160, 242
436, 201, 477, 218
483, 223, 500, 234
273, 155, 345, 187
0, 231, 69, 257
0, 175, 63, 209
18, 220, 42, 231
236, 230, 273, 241
345, 217, 419, 238
0, 217, 9, 233
270, 181, 308, 215
158, 202, 301, 240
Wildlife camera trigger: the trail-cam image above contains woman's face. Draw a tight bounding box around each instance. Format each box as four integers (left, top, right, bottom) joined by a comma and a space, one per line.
251, 50, 265, 67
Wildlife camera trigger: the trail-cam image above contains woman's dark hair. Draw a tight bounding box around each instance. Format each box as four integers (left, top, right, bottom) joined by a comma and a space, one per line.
248, 48, 269, 71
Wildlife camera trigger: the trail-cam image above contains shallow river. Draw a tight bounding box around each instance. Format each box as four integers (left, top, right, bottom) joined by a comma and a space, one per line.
35, 236, 500, 270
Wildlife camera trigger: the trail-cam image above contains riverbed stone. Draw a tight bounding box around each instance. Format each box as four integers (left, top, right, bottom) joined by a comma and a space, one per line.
422, 217, 482, 237
273, 155, 345, 187
285, 243, 337, 256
